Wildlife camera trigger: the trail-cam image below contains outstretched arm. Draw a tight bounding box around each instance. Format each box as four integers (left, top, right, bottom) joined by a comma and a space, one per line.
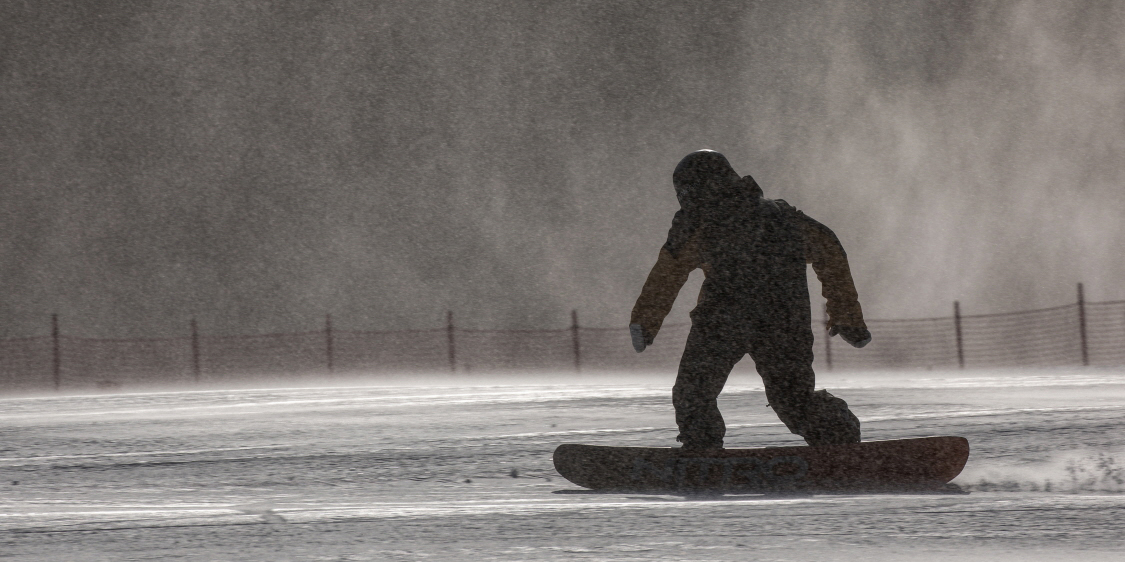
796, 211, 869, 342
630, 242, 698, 350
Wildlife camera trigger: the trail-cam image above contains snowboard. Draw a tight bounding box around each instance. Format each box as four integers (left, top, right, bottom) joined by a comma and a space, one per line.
553, 436, 969, 493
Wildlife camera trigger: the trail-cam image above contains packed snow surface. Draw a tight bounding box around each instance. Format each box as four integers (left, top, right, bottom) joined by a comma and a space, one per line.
2, 368, 1125, 561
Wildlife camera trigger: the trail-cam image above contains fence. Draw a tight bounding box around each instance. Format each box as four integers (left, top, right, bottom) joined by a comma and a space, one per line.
1, 284, 1123, 392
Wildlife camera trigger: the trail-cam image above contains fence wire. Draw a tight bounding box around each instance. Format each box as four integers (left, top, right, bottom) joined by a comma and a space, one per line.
2, 299, 1124, 391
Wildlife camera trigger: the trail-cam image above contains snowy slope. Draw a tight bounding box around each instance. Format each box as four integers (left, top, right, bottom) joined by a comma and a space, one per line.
2, 369, 1124, 560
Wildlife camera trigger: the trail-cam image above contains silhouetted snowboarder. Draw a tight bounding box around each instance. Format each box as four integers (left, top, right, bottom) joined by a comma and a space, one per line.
630, 150, 871, 450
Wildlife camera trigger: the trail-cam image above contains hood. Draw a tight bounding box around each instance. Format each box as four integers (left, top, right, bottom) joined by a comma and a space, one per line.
672, 150, 761, 210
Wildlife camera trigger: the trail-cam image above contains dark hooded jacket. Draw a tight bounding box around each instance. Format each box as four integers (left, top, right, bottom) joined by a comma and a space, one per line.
631, 151, 866, 339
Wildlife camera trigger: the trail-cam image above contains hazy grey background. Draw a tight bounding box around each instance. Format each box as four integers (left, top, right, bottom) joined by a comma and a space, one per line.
1, 0, 1122, 338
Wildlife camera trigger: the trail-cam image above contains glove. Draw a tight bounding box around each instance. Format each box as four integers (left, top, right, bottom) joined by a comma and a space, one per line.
829, 325, 871, 349
629, 323, 653, 353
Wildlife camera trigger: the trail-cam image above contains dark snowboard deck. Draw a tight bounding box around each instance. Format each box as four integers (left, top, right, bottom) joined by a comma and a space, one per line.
553, 436, 969, 493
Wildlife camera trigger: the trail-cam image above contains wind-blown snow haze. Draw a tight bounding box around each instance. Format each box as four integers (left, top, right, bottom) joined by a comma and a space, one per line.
2, 1, 1123, 338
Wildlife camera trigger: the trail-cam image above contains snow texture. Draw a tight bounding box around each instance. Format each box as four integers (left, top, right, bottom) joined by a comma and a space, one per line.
2, 368, 1124, 560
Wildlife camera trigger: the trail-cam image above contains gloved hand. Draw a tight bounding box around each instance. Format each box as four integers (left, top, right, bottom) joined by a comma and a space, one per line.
828, 325, 871, 348
629, 323, 653, 353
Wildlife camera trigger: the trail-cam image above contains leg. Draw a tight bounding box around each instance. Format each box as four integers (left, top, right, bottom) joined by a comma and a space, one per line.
673, 321, 747, 450
749, 323, 860, 446
749, 331, 817, 438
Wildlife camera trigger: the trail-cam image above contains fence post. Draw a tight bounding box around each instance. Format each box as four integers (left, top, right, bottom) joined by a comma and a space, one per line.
571, 309, 581, 373
325, 314, 334, 374
823, 304, 832, 371
1077, 283, 1088, 366
447, 310, 456, 373
190, 318, 201, 382
954, 301, 964, 369
52, 314, 60, 390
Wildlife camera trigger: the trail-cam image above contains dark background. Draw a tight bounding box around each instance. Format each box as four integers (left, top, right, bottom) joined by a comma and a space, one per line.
2, 0, 1123, 338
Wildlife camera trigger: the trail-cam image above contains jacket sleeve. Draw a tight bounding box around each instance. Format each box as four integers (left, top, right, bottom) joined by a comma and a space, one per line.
630, 239, 699, 339
795, 210, 867, 329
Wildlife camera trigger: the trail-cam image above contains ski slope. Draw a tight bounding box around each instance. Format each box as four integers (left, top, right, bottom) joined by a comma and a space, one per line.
2, 368, 1124, 561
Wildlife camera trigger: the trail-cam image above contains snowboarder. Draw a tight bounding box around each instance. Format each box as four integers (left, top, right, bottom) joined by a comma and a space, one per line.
630, 150, 871, 451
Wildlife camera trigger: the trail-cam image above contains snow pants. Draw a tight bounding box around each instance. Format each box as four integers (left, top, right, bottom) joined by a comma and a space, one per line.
672, 314, 861, 448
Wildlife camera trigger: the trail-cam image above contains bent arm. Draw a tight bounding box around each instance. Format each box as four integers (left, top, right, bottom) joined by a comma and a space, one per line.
630, 243, 698, 341
798, 213, 867, 330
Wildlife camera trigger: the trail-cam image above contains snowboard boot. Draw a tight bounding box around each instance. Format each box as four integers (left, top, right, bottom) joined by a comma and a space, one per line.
677, 435, 724, 453
800, 389, 861, 446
